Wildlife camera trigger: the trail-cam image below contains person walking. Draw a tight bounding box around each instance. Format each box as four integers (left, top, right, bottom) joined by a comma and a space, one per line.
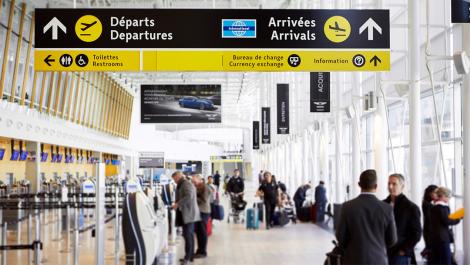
314, 181, 327, 223
171, 171, 201, 265
428, 187, 462, 265
227, 169, 245, 199
383, 174, 422, 265
336, 169, 397, 265
257, 171, 278, 229
191, 174, 211, 259
213, 171, 221, 191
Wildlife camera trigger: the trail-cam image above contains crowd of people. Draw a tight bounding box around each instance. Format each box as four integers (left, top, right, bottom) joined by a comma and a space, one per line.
169, 168, 463, 265
335, 169, 463, 265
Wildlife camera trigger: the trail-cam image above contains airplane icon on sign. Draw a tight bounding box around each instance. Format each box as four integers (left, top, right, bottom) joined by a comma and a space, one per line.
329, 22, 346, 36
80, 21, 97, 35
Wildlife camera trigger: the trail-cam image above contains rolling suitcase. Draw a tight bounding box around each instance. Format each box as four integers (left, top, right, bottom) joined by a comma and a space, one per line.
246, 207, 259, 230
297, 207, 311, 222
311, 203, 317, 223
207, 218, 213, 236
254, 202, 264, 222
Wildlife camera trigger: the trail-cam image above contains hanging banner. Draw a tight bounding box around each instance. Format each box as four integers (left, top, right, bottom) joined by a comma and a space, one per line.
253, 121, 260, 150
452, 0, 470, 23
140, 84, 221, 123
261, 108, 271, 144
35, 9, 390, 72
310, 72, 330, 112
277, 84, 289, 134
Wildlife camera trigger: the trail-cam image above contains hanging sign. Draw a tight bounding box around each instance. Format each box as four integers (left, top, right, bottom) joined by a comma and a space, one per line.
253, 121, 260, 150
310, 72, 330, 112
261, 108, 271, 144
35, 9, 390, 72
277, 84, 289, 134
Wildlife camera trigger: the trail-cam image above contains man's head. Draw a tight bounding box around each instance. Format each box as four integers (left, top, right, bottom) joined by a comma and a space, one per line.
388, 174, 405, 197
359, 169, 378, 192
207, 175, 213, 184
263, 171, 272, 182
216, 170, 219, 174
319, 180, 325, 186
234, 169, 240, 176
191, 174, 203, 186
171, 171, 184, 183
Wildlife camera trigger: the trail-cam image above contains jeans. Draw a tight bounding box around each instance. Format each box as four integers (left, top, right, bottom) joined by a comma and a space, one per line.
390, 255, 410, 265
182, 222, 195, 261
195, 212, 210, 255
429, 242, 452, 265
316, 202, 326, 223
264, 201, 276, 228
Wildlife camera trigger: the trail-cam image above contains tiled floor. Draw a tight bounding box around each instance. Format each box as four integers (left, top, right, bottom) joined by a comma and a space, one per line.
1, 190, 335, 265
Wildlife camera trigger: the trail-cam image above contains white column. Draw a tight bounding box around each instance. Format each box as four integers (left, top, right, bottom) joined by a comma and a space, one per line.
408, 0, 422, 204
374, 88, 388, 199
320, 120, 329, 183
335, 73, 344, 202
352, 73, 362, 197
462, 23, 470, 265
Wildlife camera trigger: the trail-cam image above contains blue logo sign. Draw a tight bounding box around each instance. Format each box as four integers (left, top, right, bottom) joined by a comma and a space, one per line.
222, 19, 256, 38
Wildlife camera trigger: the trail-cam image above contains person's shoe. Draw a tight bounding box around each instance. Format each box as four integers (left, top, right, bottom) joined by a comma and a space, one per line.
179, 258, 193, 262
194, 253, 207, 259
180, 260, 190, 265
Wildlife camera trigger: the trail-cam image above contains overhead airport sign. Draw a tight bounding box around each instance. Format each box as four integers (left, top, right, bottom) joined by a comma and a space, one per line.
452, 0, 470, 23
253, 121, 260, 150
35, 9, 390, 72
310, 72, 331, 112
139, 152, 165, 168
277, 84, 290, 134
261, 108, 271, 144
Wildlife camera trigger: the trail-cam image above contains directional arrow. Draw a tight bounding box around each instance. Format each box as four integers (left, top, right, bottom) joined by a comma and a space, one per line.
44, 55, 55, 66
43, 17, 67, 40
359, 18, 382, 41
370, 55, 382, 66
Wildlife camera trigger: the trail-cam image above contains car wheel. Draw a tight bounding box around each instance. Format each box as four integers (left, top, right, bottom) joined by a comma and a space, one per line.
199, 103, 205, 110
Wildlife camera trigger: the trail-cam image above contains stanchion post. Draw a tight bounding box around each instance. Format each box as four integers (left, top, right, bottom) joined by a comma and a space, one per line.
73, 205, 79, 265
34, 210, 41, 265
2, 222, 7, 265
28, 214, 32, 265
114, 184, 120, 265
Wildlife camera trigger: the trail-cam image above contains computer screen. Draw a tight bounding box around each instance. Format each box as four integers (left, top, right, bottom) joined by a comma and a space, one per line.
56, 154, 63, 163
51, 154, 57, 163
10, 150, 20, 161
0, 149, 5, 160
41, 152, 48, 162
19, 151, 28, 161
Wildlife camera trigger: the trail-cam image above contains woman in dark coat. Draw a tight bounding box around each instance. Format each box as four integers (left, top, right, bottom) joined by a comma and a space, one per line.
428, 187, 462, 265
421, 184, 438, 258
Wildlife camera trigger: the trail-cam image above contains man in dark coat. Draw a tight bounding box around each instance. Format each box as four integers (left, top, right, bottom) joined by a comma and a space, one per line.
336, 169, 397, 265
315, 181, 327, 222
213, 171, 221, 191
384, 174, 422, 265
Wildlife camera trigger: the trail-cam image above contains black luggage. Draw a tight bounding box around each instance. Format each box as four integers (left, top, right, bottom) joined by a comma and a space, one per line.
324, 240, 343, 265
297, 206, 311, 222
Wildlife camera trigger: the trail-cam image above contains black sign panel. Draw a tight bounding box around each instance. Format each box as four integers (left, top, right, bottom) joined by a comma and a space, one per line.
141, 84, 221, 123
35, 9, 389, 49
310, 72, 330, 112
261, 108, 271, 144
277, 84, 289, 134
452, 0, 470, 23
253, 121, 260, 150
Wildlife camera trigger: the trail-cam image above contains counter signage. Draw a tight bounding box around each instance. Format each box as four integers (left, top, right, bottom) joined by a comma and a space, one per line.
452, 0, 470, 23
253, 121, 260, 150
138, 152, 165, 168
310, 72, 330, 112
35, 9, 390, 72
261, 108, 271, 144
277, 84, 289, 134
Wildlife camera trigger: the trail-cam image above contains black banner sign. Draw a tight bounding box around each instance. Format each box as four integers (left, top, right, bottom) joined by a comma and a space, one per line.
35, 9, 390, 49
253, 121, 260, 150
310, 72, 330, 112
452, 0, 470, 23
277, 84, 289, 134
261, 108, 271, 144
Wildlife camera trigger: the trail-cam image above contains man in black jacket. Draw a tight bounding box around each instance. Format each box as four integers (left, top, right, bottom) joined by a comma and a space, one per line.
384, 174, 422, 265
227, 169, 244, 195
336, 169, 397, 265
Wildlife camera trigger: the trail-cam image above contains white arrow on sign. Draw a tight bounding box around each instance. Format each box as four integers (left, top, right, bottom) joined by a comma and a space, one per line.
43, 17, 67, 40
359, 18, 382, 41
